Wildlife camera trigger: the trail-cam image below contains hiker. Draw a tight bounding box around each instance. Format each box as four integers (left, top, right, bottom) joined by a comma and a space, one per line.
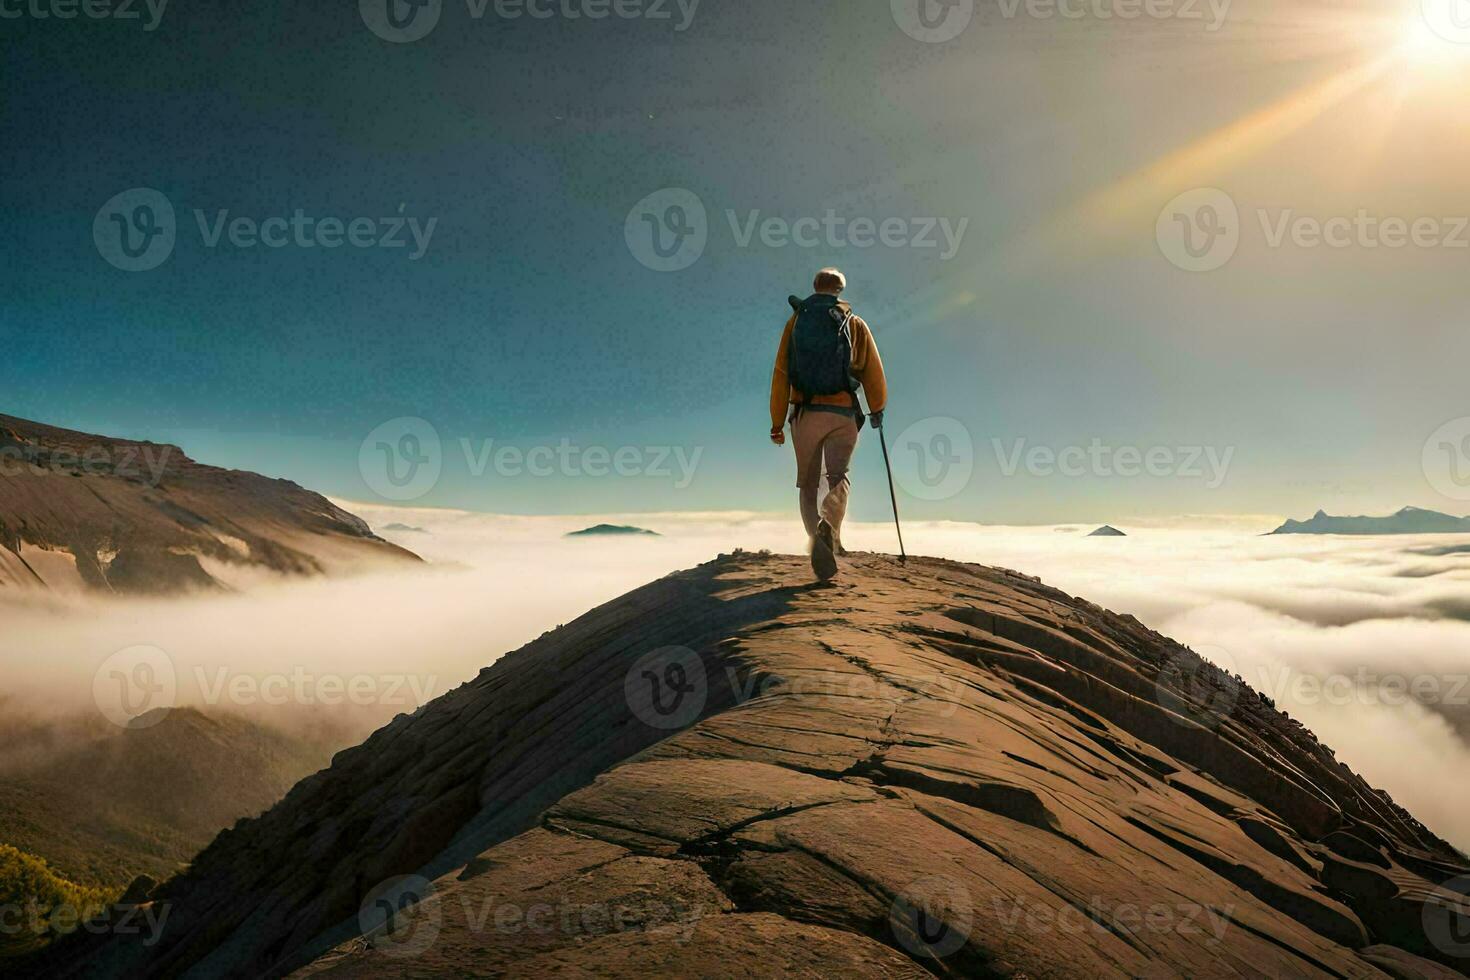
769, 267, 887, 580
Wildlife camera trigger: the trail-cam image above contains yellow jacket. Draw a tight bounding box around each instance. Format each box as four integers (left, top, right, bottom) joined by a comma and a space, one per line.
769, 310, 888, 430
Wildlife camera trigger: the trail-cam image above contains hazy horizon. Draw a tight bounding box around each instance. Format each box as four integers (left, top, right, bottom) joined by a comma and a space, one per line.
6, 406, 1470, 527
6, 504, 1469, 854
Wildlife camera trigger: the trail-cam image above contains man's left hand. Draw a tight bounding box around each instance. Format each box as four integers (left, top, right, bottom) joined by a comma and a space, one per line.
770, 427, 786, 446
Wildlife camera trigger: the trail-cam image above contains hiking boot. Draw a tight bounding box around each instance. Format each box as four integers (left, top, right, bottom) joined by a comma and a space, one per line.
811, 519, 838, 581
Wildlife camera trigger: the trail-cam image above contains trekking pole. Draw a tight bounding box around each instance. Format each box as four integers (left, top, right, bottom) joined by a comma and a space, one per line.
876, 423, 907, 564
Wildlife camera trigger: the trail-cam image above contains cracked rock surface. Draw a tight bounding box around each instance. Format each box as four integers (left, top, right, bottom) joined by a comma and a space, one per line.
41, 553, 1470, 978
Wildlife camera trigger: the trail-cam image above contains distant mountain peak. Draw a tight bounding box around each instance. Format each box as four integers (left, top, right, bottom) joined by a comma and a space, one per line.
1272, 507, 1470, 536
565, 524, 659, 538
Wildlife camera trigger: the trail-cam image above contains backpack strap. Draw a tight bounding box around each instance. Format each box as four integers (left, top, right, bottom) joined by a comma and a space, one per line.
830, 301, 854, 339
833, 302, 865, 428
786, 297, 810, 414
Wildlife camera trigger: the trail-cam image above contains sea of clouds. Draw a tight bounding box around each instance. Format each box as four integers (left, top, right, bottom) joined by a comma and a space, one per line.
3, 505, 1468, 853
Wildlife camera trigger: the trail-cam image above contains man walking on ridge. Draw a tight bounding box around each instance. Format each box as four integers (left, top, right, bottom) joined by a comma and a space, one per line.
770, 267, 888, 581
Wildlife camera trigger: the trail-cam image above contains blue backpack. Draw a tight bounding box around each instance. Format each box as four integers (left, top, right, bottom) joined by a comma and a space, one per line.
786, 294, 863, 424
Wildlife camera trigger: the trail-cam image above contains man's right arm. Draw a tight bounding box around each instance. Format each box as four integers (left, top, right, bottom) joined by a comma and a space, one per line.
769, 316, 796, 435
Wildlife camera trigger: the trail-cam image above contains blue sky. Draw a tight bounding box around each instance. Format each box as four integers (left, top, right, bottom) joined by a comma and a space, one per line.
4, 0, 1469, 522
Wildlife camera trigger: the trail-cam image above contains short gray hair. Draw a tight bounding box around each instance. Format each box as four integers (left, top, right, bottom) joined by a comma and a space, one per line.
813, 268, 846, 294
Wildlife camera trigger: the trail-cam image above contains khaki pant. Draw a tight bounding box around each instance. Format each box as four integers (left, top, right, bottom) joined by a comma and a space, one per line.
791, 409, 859, 545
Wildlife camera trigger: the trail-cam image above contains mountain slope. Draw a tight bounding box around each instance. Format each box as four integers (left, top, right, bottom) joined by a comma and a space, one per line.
0, 413, 417, 595
1272, 507, 1470, 536
38, 553, 1470, 978
0, 709, 337, 892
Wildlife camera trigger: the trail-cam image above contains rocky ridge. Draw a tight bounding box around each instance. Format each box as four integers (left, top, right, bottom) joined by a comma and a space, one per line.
36, 552, 1470, 978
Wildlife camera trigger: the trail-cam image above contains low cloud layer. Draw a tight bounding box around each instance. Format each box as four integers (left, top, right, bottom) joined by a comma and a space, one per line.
3, 506, 1468, 853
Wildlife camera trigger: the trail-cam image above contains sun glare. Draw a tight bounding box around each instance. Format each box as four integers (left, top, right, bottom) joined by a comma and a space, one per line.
1401, 17, 1445, 60
1399, 5, 1470, 69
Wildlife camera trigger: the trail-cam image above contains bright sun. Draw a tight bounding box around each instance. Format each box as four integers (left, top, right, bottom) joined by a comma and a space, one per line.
1399, 4, 1470, 68
1402, 19, 1442, 58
